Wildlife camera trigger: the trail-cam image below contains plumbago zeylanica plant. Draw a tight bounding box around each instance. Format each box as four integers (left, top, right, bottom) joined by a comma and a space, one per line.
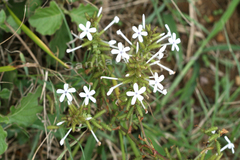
50, 7, 235, 159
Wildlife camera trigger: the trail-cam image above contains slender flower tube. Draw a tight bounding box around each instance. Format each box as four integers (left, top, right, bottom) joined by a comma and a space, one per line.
101, 76, 118, 80
156, 24, 171, 43
66, 45, 82, 53
60, 128, 72, 146
136, 42, 139, 53
57, 121, 65, 126
151, 61, 175, 75
104, 16, 120, 31
146, 45, 166, 64
117, 29, 132, 45
107, 82, 123, 96
140, 100, 148, 114
142, 14, 145, 29
90, 130, 101, 146
97, 7, 102, 17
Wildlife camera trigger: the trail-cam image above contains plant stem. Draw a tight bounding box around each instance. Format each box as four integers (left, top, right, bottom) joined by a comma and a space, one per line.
5, 4, 70, 69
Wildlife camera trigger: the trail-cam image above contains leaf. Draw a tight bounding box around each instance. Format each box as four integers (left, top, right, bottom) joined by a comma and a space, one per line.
0, 15, 21, 34
0, 125, 8, 155
69, 4, 97, 27
0, 88, 11, 99
0, 65, 16, 73
0, 87, 43, 127
0, 10, 6, 24
29, 1, 63, 35
26, 0, 42, 17
49, 21, 71, 61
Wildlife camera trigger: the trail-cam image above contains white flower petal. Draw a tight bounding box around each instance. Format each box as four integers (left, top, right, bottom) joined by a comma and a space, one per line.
79, 92, 86, 98
133, 83, 138, 92
87, 33, 93, 41
132, 26, 138, 32
79, 24, 85, 30
89, 96, 96, 103
89, 28, 97, 33
56, 89, 64, 94
66, 93, 73, 102
126, 91, 135, 96
132, 33, 138, 39
86, 21, 91, 29
141, 31, 148, 36
80, 32, 86, 39
131, 96, 137, 105
68, 88, 76, 93
64, 84, 69, 91
89, 90, 95, 96
138, 35, 143, 42
59, 94, 65, 102
111, 49, 119, 54
139, 86, 146, 94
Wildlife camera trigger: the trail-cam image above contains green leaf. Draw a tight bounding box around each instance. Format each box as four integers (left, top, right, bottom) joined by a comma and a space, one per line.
26, 0, 42, 17
0, 10, 6, 24
0, 88, 11, 99
0, 87, 43, 127
0, 15, 21, 34
0, 65, 16, 72
0, 125, 8, 155
29, 1, 63, 35
69, 4, 97, 26
49, 21, 71, 61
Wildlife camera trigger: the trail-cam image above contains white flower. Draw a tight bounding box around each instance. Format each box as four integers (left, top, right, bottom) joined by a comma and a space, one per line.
149, 73, 164, 93
132, 24, 148, 42
156, 24, 171, 43
111, 42, 130, 63
79, 86, 96, 105
146, 45, 166, 64
79, 21, 97, 41
220, 136, 235, 154
168, 33, 181, 51
56, 84, 76, 102
126, 83, 146, 105
117, 29, 132, 45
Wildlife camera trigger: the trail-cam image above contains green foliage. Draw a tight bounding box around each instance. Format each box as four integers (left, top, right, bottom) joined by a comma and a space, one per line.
0, 125, 8, 155
0, 87, 43, 127
29, 1, 63, 35
68, 4, 98, 27
0, 88, 11, 99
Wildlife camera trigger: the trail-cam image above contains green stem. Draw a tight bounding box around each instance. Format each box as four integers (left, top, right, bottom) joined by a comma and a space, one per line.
5, 4, 70, 69
119, 130, 126, 160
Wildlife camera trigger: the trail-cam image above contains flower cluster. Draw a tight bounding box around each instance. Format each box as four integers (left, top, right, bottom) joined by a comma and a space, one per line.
56, 83, 101, 146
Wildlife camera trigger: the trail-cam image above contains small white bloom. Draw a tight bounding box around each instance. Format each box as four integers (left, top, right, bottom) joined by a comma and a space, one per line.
56, 84, 76, 102
220, 136, 235, 154
132, 24, 148, 42
111, 42, 130, 63
149, 73, 164, 93
126, 83, 146, 105
79, 86, 96, 105
60, 128, 72, 146
168, 33, 181, 51
79, 21, 97, 41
